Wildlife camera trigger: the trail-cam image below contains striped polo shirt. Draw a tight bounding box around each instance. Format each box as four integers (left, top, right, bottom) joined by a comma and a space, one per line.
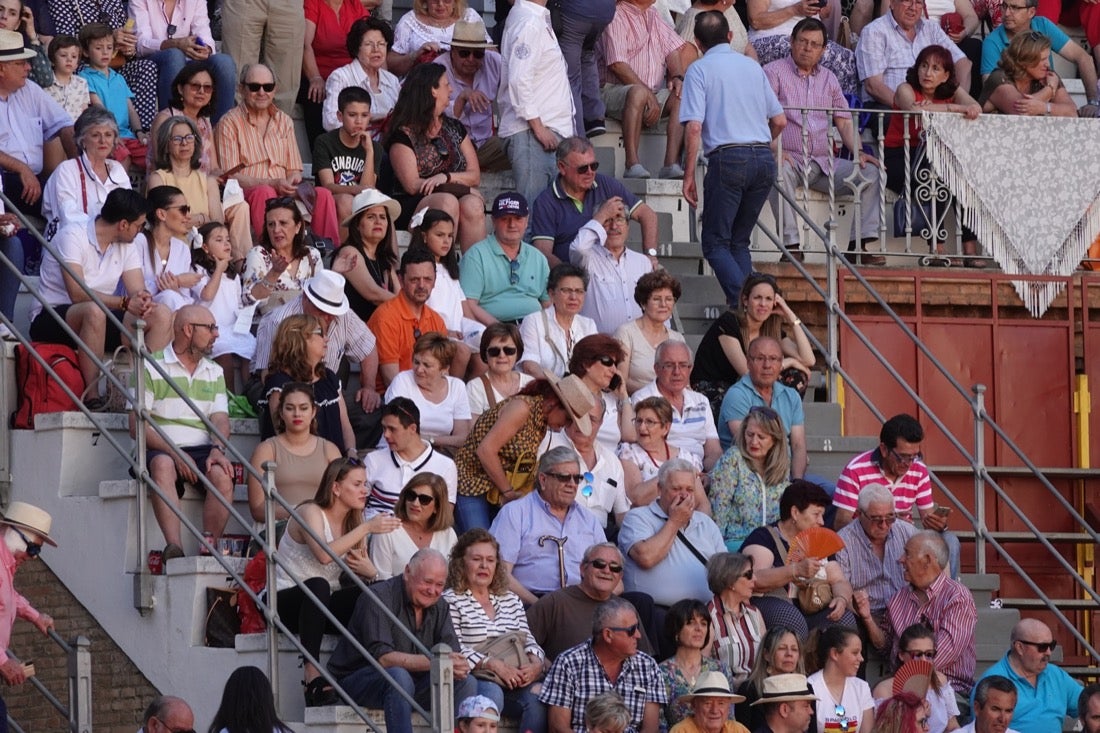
143, 347, 228, 448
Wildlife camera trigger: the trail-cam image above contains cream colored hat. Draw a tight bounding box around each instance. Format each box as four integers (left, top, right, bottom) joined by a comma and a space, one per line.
2, 502, 57, 546
0, 30, 36, 62
543, 370, 597, 436
676, 671, 747, 704
449, 19, 495, 49
750, 674, 819, 705
342, 188, 401, 227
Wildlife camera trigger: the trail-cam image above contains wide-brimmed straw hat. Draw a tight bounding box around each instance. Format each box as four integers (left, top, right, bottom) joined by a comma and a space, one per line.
749, 674, 819, 705
542, 370, 596, 436
303, 271, 350, 316
449, 19, 495, 49
342, 188, 401, 227
0, 30, 37, 62
1, 502, 57, 546
677, 671, 747, 704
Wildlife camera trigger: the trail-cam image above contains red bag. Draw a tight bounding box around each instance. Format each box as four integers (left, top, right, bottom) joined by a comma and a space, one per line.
11, 343, 85, 429
237, 550, 268, 634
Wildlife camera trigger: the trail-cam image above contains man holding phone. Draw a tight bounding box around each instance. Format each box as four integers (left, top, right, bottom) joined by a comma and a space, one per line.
832, 413, 961, 578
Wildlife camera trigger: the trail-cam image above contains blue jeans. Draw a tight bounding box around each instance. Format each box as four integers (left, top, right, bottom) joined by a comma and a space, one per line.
148, 49, 238, 122
454, 494, 494, 534
504, 129, 559, 211
0, 235, 23, 321
552, 10, 609, 136
337, 665, 477, 733
700, 145, 777, 305
476, 679, 547, 732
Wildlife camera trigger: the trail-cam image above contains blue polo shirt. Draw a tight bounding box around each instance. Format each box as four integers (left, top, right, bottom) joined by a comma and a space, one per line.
458, 234, 549, 322
973, 653, 1080, 733
980, 17, 1069, 75
529, 173, 642, 263
717, 374, 804, 451
78, 67, 137, 139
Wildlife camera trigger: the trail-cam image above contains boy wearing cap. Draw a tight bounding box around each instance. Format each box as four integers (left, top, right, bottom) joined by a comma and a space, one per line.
460, 192, 550, 325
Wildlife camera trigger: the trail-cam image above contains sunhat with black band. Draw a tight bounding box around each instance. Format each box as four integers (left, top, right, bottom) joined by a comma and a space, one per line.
749, 674, 819, 705
677, 671, 747, 704
1, 502, 58, 546
0, 30, 36, 62
303, 271, 351, 316
542, 369, 596, 436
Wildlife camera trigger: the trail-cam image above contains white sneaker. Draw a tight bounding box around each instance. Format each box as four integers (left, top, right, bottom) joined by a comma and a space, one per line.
623, 163, 652, 179
657, 164, 685, 179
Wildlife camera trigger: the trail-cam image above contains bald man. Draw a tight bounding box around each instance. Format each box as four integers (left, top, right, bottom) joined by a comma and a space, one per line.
140, 695, 195, 733
129, 304, 234, 560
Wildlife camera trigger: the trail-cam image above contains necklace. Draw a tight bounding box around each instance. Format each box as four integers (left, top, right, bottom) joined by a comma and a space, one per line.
642, 441, 671, 468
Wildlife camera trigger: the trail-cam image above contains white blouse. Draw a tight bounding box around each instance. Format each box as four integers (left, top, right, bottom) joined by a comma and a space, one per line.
518, 305, 598, 378
384, 370, 472, 439
391, 7, 491, 55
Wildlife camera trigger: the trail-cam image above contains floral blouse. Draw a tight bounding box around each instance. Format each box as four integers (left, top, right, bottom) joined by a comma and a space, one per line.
709, 447, 789, 551
387, 115, 469, 189
241, 246, 324, 307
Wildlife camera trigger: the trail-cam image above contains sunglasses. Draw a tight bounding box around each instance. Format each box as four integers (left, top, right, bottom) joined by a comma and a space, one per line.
486, 345, 518, 357
11, 526, 41, 558
834, 705, 846, 720
545, 471, 585, 484
1016, 639, 1057, 652
245, 81, 276, 92
905, 649, 936, 659
741, 569, 754, 580
186, 82, 213, 93
588, 558, 624, 573
579, 471, 595, 497
165, 204, 191, 215
594, 355, 616, 367
607, 623, 640, 636
456, 48, 485, 59
574, 161, 599, 174
509, 258, 520, 285
403, 490, 435, 505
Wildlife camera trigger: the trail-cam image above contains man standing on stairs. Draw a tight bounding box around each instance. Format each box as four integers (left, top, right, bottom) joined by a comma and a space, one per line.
0, 501, 57, 730
974, 619, 1082, 733
131, 303, 234, 562
681, 10, 786, 307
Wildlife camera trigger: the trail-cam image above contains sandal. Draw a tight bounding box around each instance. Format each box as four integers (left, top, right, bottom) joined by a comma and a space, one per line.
304, 677, 338, 707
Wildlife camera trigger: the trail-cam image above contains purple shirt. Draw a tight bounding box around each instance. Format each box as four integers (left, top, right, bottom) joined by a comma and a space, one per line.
764, 56, 851, 173
438, 49, 502, 148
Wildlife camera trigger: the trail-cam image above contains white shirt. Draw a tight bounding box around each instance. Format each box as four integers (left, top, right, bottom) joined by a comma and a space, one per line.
392, 7, 490, 54
955, 725, 1021, 733
363, 440, 459, 517
426, 265, 467, 332
631, 381, 718, 463
41, 154, 131, 234
518, 305, 598, 377
539, 431, 629, 526
497, 0, 575, 139
383, 370, 472, 440
190, 268, 255, 361
32, 218, 141, 319
807, 670, 874, 733
322, 60, 401, 133
570, 220, 650, 334
466, 372, 534, 417
134, 232, 195, 309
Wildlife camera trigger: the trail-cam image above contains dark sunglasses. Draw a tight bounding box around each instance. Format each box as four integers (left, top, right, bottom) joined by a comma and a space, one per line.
245, 81, 276, 92
594, 355, 616, 367
486, 346, 518, 357
748, 405, 780, 421
588, 558, 623, 573
545, 471, 585, 484
265, 196, 297, 211
456, 48, 485, 59
11, 527, 41, 558
574, 162, 599, 174
607, 623, 640, 635
1016, 639, 1057, 652
166, 204, 191, 215
834, 705, 846, 720
740, 569, 754, 580
403, 490, 435, 505
905, 649, 936, 659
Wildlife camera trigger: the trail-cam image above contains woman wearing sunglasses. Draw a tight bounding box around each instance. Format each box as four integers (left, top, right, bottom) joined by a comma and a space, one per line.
242, 196, 325, 311
466, 323, 532, 420
443, 528, 547, 733
568, 334, 634, 450
805, 625, 873, 733
705, 552, 765, 688
134, 185, 202, 310
369, 472, 458, 581
871, 624, 960, 733
659, 598, 735, 728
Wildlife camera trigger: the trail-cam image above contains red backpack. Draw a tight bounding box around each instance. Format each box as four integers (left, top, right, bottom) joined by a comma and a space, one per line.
11, 343, 85, 429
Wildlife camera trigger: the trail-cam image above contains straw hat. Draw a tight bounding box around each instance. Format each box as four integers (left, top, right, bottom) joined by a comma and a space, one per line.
303, 271, 351, 316
342, 188, 401, 227
676, 671, 747, 704
749, 674, 819, 705
449, 19, 495, 49
1, 502, 57, 546
0, 30, 36, 62
542, 370, 596, 436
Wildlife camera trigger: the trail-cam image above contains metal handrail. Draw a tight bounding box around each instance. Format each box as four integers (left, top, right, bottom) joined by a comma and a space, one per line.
5, 631, 91, 733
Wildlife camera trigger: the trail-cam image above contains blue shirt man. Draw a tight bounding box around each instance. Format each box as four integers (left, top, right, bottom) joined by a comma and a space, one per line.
680, 11, 785, 306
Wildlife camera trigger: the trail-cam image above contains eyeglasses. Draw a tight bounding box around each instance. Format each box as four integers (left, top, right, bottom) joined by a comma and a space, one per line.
10, 527, 41, 558
169, 134, 197, 145
633, 417, 662, 427
904, 649, 936, 659
185, 82, 213, 92
573, 161, 599, 174
889, 447, 923, 465
265, 196, 297, 211
190, 322, 218, 331
509, 258, 520, 285
588, 559, 624, 573
244, 81, 276, 92
545, 471, 585, 484
607, 623, 640, 635
151, 716, 197, 733
864, 512, 898, 525
580, 471, 595, 497
555, 287, 586, 296
456, 48, 485, 59
594, 355, 616, 367
165, 204, 191, 215
740, 569, 754, 580
486, 346, 518, 357
403, 490, 435, 505
748, 405, 780, 420
1016, 639, 1057, 652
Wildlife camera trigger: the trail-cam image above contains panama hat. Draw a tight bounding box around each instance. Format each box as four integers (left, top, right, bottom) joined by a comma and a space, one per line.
450, 19, 495, 49
303, 271, 350, 316
0, 30, 37, 62
542, 370, 596, 436
1, 502, 57, 546
342, 188, 401, 227
677, 671, 747, 704
749, 674, 819, 705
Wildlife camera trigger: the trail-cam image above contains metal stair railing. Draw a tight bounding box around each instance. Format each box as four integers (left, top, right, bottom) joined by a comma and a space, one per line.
5, 631, 91, 733
759, 106, 1100, 663
0, 199, 457, 731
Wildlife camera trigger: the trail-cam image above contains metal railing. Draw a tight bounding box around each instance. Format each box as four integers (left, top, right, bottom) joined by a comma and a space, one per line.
0, 193, 456, 731
757, 105, 1100, 663
6, 631, 91, 733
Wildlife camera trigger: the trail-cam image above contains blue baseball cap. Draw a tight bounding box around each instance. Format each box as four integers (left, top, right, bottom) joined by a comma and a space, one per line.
491, 191, 528, 218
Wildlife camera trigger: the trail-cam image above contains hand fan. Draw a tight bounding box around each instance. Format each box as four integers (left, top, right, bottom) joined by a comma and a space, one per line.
892, 658, 933, 698
787, 527, 845, 563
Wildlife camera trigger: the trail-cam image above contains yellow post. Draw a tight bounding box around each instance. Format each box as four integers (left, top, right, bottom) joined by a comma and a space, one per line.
1073, 374, 1093, 652
837, 377, 846, 437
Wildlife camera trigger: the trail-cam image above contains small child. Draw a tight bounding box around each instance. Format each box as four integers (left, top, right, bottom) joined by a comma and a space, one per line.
190, 222, 255, 392
312, 85, 382, 235
77, 23, 148, 170
45, 35, 89, 121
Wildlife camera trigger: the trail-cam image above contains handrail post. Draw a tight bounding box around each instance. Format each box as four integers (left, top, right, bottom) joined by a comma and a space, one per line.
67, 635, 91, 733
826, 219, 840, 401
430, 643, 455, 733
131, 320, 154, 614
262, 460, 280, 705
972, 384, 987, 574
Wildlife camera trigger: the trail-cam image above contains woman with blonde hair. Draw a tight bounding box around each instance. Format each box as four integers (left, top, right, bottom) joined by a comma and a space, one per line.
980, 30, 1077, 117
709, 406, 791, 550
388, 0, 491, 77
369, 472, 458, 580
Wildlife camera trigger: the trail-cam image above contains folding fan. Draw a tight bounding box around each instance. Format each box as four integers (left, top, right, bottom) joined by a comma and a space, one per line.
787, 527, 845, 563
892, 658, 933, 698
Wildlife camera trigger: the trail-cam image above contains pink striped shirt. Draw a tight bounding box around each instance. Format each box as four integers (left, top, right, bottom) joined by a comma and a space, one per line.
834, 448, 934, 516
598, 2, 685, 90
764, 55, 851, 173
886, 571, 977, 695
0, 541, 41, 665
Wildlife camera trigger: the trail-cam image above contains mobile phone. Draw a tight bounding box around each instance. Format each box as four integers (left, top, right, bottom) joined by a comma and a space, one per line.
933, 506, 951, 517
